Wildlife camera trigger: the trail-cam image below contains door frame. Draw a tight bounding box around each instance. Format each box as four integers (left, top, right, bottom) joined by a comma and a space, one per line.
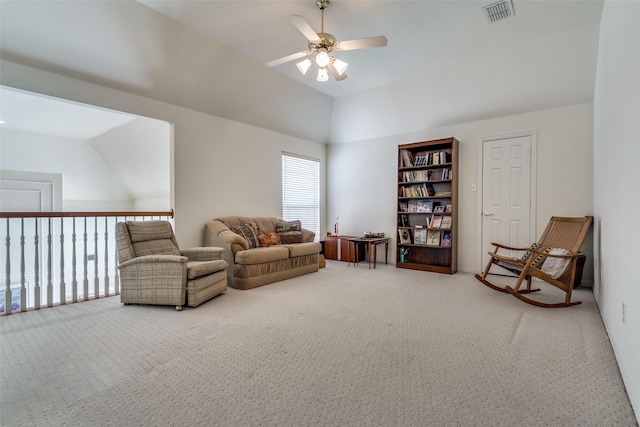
475, 130, 538, 273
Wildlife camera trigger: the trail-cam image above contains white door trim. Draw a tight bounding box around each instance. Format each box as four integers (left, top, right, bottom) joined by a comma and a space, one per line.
475, 130, 537, 273
0, 170, 62, 211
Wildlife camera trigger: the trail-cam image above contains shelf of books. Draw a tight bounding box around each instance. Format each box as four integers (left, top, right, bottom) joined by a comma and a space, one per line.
396, 138, 458, 274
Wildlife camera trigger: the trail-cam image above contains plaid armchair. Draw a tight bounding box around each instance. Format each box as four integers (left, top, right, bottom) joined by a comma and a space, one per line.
116, 221, 227, 310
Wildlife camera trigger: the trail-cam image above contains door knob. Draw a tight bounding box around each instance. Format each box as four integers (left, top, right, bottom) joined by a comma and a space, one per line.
483, 211, 493, 216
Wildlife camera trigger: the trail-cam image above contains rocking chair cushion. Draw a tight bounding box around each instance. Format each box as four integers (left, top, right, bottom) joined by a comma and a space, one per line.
521, 243, 551, 267
540, 248, 571, 279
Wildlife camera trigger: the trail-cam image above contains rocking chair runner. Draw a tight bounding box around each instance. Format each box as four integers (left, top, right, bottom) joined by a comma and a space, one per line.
475, 216, 593, 308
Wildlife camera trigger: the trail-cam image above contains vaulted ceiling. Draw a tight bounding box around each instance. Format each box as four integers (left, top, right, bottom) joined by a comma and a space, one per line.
140, 0, 604, 98
0, 1, 604, 144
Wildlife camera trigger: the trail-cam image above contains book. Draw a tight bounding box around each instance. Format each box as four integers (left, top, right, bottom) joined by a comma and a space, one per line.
414, 229, 427, 245
425, 182, 436, 196
431, 215, 443, 228
441, 230, 452, 247
416, 199, 433, 212
398, 229, 412, 244
427, 230, 441, 246
445, 204, 452, 213
401, 150, 413, 167
440, 216, 452, 229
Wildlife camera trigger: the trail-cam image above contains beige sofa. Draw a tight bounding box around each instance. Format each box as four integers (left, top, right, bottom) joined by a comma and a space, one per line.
204, 216, 321, 290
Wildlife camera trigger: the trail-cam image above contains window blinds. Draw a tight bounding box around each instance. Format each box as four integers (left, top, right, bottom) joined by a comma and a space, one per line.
282, 152, 320, 240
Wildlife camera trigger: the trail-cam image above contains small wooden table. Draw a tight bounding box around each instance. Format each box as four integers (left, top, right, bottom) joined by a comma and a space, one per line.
347, 237, 391, 269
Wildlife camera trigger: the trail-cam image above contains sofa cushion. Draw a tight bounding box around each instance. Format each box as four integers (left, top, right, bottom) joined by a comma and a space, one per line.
132, 240, 181, 257
230, 224, 260, 249
258, 232, 282, 247
235, 246, 290, 265
253, 217, 281, 235
282, 242, 322, 257
127, 221, 174, 243
187, 259, 227, 279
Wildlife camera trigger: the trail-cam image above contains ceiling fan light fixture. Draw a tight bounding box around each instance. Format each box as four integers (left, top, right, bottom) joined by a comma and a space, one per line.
317, 67, 329, 82
296, 57, 313, 75
267, 0, 388, 83
315, 50, 331, 68
332, 57, 348, 76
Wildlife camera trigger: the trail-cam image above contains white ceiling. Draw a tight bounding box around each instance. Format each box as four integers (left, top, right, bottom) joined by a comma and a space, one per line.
0, 0, 604, 144
0, 86, 136, 140
139, 0, 604, 98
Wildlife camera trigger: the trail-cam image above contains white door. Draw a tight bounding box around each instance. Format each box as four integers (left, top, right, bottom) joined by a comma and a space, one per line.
480, 133, 535, 270
0, 171, 61, 310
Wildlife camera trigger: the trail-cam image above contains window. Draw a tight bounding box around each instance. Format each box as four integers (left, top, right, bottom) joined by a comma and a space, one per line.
282, 152, 320, 240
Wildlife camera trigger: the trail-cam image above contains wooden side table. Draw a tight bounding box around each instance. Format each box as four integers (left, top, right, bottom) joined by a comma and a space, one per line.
347, 237, 391, 269
324, 235, 364, 262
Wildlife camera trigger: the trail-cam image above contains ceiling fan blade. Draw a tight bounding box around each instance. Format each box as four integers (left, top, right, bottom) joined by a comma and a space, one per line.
327, 63, 347, 81
289, 15, 320, 41
336, 36, 388, 51
266, 50, 310, 68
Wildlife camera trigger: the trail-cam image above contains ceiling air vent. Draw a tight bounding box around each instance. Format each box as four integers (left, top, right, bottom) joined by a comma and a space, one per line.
482, 0, 515, 24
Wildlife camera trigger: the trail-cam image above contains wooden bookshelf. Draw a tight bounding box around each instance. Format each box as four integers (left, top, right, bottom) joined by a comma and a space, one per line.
396, 138, 458, 274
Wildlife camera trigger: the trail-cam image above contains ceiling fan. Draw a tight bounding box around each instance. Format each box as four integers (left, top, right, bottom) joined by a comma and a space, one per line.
266, 0, 388, 82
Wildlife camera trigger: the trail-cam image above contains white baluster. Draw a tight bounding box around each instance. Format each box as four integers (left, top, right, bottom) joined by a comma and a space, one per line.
72, 218, 78, 303
59, 219, 66, 305
83, 217, 89, 301
34, 219, 40, 310
114, 216, 119, 295
94, 217, 99, 299
104, 217, 109, 297
47, 218, 53, 307
20, 218, 26, 312
5, 219, 12, 315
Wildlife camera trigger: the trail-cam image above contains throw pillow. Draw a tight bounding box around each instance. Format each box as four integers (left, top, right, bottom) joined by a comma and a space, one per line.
276, 220, 302, 244
521, 243, 550, 267
540, 248, 571, 279
230, 224, 260, 249
278, 231, 303, 244
276, 220, 302, 233
521, 243, 539, 261
258, 232, 282, 247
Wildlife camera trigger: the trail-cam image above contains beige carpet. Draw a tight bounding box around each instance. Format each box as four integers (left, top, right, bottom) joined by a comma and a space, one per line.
1, 261, 637, 426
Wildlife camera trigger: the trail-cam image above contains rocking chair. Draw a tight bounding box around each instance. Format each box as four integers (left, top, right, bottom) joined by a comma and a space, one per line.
475, 216, 593, 308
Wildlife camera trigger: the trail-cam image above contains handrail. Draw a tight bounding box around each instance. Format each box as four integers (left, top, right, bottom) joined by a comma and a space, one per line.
0, 210, 175, 219
1, 210, 175, 315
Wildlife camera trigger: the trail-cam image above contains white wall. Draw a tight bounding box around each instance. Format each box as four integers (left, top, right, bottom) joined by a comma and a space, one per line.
89, 117, 171, 210
0, 127, 134, 211
593, 0, 640, 418
0, 60, 327, 248
328, 103, 594, 280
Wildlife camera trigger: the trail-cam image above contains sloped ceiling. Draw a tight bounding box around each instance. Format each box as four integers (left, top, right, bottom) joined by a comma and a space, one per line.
0, 87, 136, 140
0, 0, 604, 144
